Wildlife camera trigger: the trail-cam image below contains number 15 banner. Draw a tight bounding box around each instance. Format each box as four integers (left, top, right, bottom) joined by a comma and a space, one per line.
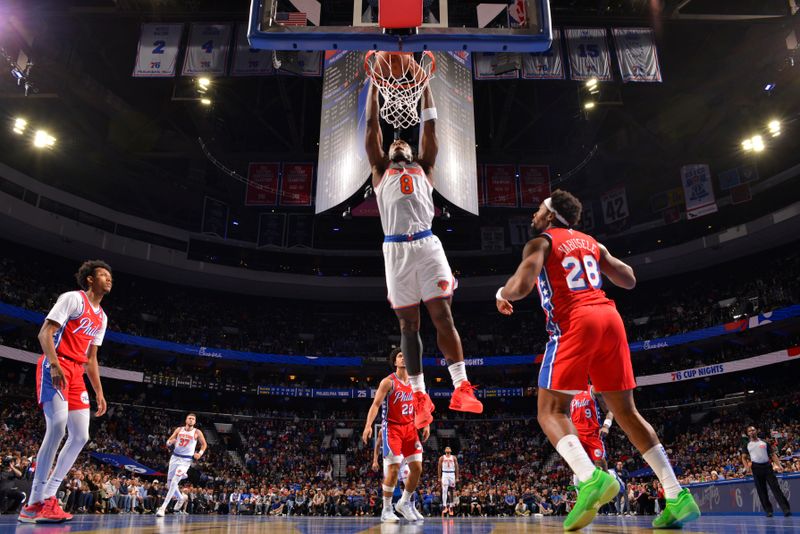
565, 28, 612, 81
133, 24, 184, 77
182, 23, 233, 76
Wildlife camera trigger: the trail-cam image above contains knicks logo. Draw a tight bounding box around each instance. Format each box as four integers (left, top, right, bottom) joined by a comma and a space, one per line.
437, 280, 450, 292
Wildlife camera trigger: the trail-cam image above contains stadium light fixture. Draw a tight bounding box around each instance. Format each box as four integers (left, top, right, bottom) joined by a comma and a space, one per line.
12, 117, 27, 134
585, 77, 599, 95
751, 135, 765, 152
200, 97, 212, 106
584, 101, 596, 110
32, 129, 56, 148
768, 119, 781, 137
197, 77, 211, 93
741, 138, 753, 151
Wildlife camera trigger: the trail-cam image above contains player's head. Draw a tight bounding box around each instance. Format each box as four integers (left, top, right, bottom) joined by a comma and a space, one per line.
388, 347, 404, 370
389, 139, 413, 164
445, 447, 452, 456
746, 425, 758, 438
186, 413, 197, 427
76, 260, 113, 294
531, 189, 582, 235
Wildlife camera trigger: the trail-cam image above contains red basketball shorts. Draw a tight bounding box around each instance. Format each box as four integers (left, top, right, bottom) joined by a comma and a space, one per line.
579, 433, 607, 462
382, 422, 423, 464
36, 355, 90, 411
538, 303, 636, 392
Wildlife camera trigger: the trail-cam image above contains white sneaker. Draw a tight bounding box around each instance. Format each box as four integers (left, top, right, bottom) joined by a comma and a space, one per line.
155, 508, 165, 517
394, 500, 418, 521
411, 504, 424, 522
381, 508, 400, 523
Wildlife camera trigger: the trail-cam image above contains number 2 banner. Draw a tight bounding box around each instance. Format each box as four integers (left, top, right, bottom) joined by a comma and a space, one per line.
133, 23, 183, 77
565, 28, 612, 81
182, 23, 232, 76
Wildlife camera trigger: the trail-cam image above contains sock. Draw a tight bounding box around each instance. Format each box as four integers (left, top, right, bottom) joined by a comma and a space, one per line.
43, 408, 90, 499
448, 361, 467, 388
382, 496, 393, 510
555, 435, 597, 483
398, 490, 413, 505
442, 486, 448, 507
161, 474, 181, 510
642, 444, 682, 499
29, 397, 69, 504
409, 374, 426, 394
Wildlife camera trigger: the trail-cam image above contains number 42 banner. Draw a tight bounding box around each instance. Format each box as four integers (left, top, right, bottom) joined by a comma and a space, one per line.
601, 186, 630, 224
182, 23, 233, 76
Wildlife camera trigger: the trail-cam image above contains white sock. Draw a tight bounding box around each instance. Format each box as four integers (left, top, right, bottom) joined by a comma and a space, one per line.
448, 362, 467, 388
383, 496, 393, 510
29, 397, 69, 504
398, 489, 413, 505
442, 486, 448, 507
642, 444, 682, 499
409, 374, 426, 394
555, 435, 596, 483
162, 475, 181, 509
43, 409, 90, 499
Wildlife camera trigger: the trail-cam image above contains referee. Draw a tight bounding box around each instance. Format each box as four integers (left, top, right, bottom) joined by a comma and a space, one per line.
740, 425, 791, 517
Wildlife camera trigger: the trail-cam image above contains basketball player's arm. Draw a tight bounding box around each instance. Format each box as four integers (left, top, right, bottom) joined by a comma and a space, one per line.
497, 237, 550, 313
454, 457, 459, 482
372, 429, 381, 471
416, 85, 438, 180
594, 392, 614, 437
85, 344, 107, 416
438, 456, 443, 480
598, 244, 636, 289
195, 430, 208, 460
166, 427, 180, 447
365, 82, 388, 187
38, 319, 66, 389
361, 377, 392, 444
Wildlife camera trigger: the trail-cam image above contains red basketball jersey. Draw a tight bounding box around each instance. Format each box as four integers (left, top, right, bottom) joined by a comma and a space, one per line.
536, 227, 610, 333
52, 291, 106, 364
382, 373, 414, 425
570, 390, 601, 435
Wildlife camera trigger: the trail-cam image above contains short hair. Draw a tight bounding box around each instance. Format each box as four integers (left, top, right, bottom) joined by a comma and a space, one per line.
75, 260, 112, 290
549, 189, 582, 227
187, 413, 197, 419
388, 347, 402, 369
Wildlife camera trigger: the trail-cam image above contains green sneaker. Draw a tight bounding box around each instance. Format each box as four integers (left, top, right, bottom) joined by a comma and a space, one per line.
563, 469, 619, 531
652, 488, 701, 529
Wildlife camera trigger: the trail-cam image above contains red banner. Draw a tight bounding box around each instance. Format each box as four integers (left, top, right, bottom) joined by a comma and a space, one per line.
519, 165, 550, 207
279, 163, 314, 206
477, 164, 487, 207
245, 163, 280, 206
485, 164, 518, 207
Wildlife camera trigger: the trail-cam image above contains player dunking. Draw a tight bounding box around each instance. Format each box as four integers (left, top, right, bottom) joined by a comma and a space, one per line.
365, 77, 482, 430
18, 261, 111, 524
156, 414, 207, 517
495, 190, 700, 530
362, 348, 428, 522
438, 446, 458, 516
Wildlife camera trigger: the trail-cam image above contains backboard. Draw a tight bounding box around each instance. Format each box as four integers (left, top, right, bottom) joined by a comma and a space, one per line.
248, 0, 552, 52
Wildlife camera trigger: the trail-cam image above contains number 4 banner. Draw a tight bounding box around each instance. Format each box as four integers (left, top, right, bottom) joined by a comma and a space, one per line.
565, 28, 612, 81
133, 24, 183, 77
182, 23, 233, 76
601, 186, 629, 224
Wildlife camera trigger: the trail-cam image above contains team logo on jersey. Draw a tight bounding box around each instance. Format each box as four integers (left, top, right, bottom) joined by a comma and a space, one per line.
80, 391, 90, 405
593, 449, 603, 459
438, 280, 450, 292
415, 441, 422, 450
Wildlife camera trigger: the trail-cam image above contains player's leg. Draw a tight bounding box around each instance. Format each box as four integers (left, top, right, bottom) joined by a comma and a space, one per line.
157, 459, 180, 515
441, 479, 449, 511
394, 305, 435, 429
42, 408, 90, 504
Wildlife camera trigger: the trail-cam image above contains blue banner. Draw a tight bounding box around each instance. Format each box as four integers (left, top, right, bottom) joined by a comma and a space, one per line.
258, 386, 524, 399
90, 453, 162, 476
686, 473, 800, 515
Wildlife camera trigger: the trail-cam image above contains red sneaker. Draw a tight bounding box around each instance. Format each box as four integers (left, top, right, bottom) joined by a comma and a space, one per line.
412, 391, 435, 429
449, 380, 483, 413
43, 497, 73, 521
17, 502, 45, 523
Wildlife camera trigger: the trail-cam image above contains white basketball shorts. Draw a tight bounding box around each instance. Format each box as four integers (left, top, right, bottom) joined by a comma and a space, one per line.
382, 235, 455, 309
442, 473, 456, 487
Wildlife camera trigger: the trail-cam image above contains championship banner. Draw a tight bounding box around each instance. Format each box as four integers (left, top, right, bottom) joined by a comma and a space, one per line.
230, 23, 274, 76
600, 186, 629, 224
681, 164, 718, 219
132, 23, 183, 77
90, 453, 162, 476
477, 164, 487, 207
565, 28, 612, 81
522, 30, 564, 80
182, 23, 233, 76
611, 28, 662, 83
473, 52, 519, 80
279, 163, 314, 206
518, 165, 551, 207
485, 164, 518, 207
245, 162, 280, 206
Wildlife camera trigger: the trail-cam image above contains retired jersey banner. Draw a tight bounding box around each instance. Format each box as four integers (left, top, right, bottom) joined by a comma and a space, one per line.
182, 23, 232, 76
485, 164, 518, 207
681, 164, 718, 219
565, 28, 612, 81
279, 163, 314, 206
580, 202, 595, 231
518, 165, 550, 207
611, 28, 662, 83
132, 23, 183, 77
231, 24, 274, 76
522, 30, 564, 80
245, 163, 280, 206
473, 53, 519, 80
601, 187, 629, 224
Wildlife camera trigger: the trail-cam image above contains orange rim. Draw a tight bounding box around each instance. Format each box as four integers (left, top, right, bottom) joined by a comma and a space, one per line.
364, 51, 436, 90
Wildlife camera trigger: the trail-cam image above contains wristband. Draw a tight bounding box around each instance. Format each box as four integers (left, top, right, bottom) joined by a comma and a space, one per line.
421, 107, 438, 122
602, 419, 613, 429
496, 287, 505, 300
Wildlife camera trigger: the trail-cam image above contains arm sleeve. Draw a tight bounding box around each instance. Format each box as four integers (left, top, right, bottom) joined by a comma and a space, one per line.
92, 313, 108, 346
46, 292, 82, 327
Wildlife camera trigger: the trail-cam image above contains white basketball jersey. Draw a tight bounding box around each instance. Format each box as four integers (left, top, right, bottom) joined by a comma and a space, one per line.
173, 427, 198, 456
375, 162, 434, 236
442, 455, 456, 473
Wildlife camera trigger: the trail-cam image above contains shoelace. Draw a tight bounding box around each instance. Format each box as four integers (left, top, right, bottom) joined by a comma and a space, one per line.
459, 382, 479, 394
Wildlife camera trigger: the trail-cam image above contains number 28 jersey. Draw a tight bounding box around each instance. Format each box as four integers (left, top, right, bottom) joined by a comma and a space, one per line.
375, 162, 434, 236
537, 227, 611, 333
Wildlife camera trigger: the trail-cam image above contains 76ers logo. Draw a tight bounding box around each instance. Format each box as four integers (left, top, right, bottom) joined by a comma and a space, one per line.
80, 391, 90, 405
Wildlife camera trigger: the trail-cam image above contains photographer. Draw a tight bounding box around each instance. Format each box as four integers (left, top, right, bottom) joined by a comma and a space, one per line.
1, 456, 25, 514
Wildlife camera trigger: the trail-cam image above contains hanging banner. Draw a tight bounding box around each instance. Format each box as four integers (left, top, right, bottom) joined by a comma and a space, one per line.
245, 162, 280, 206
565, 28, 612, 81
201, 196, 229, 237
473, 52, 519, 80
681, 164, 718, 219
477, 164, 487, 207
522, 30, 564, 80
580, 202, 595, 231
600, 187, 629, 224
132, 23, 183, 77
485, 164, 518, 207
717, 168, 741, 191
650, 187, 684, 212
280, 163, 314, 206
730, 183, 752, 205
257, 213, 286, 247
230, 23, 274, 76
611, 28, 663, 83
182, 23, 233, 76
276, 50, 323, 77
518, 165, 551, 207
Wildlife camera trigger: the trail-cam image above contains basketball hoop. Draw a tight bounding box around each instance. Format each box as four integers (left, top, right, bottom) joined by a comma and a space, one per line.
365, 51, 436, 130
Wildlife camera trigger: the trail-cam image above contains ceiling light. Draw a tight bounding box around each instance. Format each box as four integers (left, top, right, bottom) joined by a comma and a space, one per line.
584, 101, 596, 110
767, 119, 781, 137
751, 135, 764, 152
33, 130, 56, 148
12, 118, 27, 134
200, 97, 212, 106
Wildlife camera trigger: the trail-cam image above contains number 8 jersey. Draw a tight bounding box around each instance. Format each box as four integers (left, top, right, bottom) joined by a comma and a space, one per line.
375, 162, 434, 237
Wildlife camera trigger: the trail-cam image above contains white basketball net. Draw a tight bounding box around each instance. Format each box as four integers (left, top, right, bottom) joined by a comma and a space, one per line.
365, 51, 436, 131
